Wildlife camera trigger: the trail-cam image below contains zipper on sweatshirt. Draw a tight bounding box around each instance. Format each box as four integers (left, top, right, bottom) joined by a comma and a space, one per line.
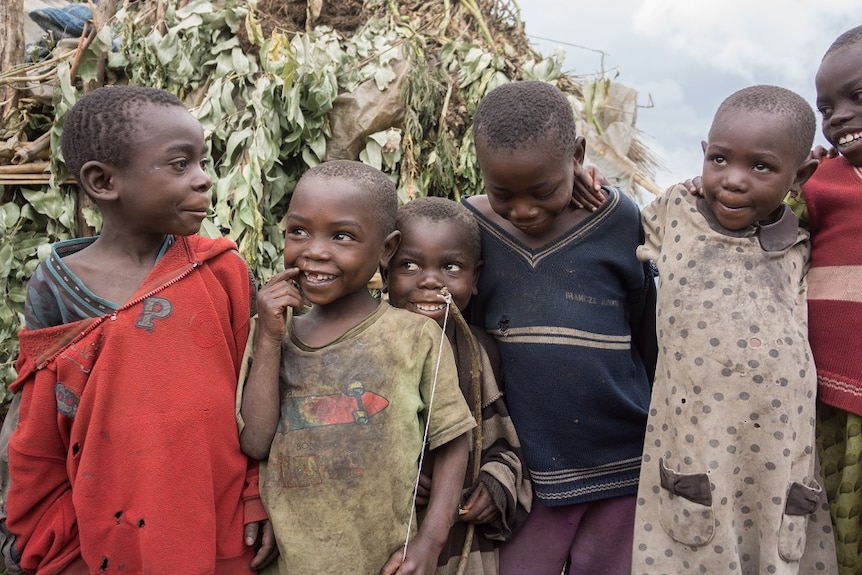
37, 262, 201, 369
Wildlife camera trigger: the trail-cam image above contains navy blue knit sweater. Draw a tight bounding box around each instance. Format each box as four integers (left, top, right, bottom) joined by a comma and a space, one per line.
464, 187, 655, 506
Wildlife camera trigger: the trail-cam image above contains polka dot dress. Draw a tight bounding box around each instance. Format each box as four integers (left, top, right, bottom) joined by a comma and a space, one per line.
631, 186, 837, 575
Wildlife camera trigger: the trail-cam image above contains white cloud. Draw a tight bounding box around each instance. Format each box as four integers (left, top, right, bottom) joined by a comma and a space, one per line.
520, 0, 862, 189
631, 0, 861, 86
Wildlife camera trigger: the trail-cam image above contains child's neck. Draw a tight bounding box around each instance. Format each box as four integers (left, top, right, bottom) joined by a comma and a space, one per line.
62, 233, 171, 306
293, 289, 380, 347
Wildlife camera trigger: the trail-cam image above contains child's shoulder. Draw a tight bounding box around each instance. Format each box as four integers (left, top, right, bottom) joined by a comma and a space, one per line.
380, 301, 443, 332
461, 194, 495, 222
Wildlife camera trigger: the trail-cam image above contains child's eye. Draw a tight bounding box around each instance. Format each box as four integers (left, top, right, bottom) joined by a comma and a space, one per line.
171, 159, 190, 171
709, 155, 727, 166
817, 106, 832, 119
200, 158, 211, 170
333, 232, 354, 241
444, 263, 464, 273
851, 91, 862, 104
400, 261, 419, 272
287, 227, 308, 238
752, 162, 772, 173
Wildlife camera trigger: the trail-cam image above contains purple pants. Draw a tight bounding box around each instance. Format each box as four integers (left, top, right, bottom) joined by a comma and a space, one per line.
499, 494, 636, 575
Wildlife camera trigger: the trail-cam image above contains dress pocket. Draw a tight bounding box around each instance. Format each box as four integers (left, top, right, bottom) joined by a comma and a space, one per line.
777, 480, 822, 562
657, 458, 715, 547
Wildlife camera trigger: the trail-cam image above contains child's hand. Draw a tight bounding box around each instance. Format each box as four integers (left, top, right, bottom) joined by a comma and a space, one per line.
379, 534, 439, 575
684, 176, 703, 196
257, 268, 302, 343
414, 472, 432, 507
810, 145, 838, 162
571, 162, 608, 211
458, 482, 501, 525
245, 519, 278, 570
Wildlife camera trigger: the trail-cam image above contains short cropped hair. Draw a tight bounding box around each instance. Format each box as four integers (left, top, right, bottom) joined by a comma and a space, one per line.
302, 160, 398, 236
397, 197, 481, 262
824, 25, 862, 58
472, 80, 578, 156
61, 86, 186, 184
714, 85, 816, 164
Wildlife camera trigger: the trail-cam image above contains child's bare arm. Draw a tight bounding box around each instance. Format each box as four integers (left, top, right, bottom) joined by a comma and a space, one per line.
380, 433, 469, 575
239, 268, 302, 460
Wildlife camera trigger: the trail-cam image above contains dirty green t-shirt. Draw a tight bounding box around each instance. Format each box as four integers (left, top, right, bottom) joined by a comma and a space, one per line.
259, 301, 474, 574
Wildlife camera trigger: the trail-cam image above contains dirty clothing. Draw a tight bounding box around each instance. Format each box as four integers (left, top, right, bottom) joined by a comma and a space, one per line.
464, 187, 655, 575
803, 155, 862, 414
632, 184, 837, 575
463, 187, 655, 506
259, 302, 475, 574
499, 493, 636, 575
790, 154, 862, 574
6, 235, 264, 575
432, 325, 532, 575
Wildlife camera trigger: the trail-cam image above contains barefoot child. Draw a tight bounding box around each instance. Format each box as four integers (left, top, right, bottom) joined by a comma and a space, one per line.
632, 85, 836, 575
385, 197, 532, 574
239, 160, 475, 574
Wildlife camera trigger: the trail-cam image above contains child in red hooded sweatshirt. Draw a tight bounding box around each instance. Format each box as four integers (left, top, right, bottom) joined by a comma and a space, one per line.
4, 86, 275, 574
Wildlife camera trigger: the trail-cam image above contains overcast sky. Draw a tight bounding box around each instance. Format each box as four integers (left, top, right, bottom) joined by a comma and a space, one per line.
518, 0, 862, 194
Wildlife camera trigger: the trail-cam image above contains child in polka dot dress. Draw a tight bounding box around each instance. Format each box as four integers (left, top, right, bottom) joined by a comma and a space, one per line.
631, 85, 838, 575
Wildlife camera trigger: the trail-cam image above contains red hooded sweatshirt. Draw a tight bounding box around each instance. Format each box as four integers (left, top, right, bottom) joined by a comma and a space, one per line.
7, 235, 265, 574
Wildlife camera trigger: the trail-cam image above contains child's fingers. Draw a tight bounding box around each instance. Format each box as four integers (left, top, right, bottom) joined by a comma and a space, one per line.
263, 267, 300, 287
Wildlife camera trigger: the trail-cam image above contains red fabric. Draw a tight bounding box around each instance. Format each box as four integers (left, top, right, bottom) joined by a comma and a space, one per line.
7, 235, 261, 574
803, 155, 862, 415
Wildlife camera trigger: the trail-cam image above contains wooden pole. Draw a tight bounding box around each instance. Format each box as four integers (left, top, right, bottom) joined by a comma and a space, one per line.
0, 0, 25, 120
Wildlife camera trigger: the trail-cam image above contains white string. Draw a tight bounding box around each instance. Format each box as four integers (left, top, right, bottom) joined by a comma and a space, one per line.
402, 288, 452, 561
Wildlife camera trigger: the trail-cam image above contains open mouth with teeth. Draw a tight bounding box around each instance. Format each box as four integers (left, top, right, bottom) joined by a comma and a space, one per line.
303, 271, 336, 283
838, 132, 862, 148
413, 302, 447, 312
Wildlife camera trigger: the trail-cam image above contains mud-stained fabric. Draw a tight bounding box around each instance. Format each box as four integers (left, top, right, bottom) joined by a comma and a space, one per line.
632, 184, 837, 575
260, 302, 475, 574
463, 187, 655, 507
432, 325, 531, 575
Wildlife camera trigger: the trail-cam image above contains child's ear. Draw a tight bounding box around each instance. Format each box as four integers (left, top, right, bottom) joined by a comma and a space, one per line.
573, 136, 587, 165
378, 230, 401, 270
792, 157, 819, 190
79, 160, 119, 201
701, 140, 708, 154
471, 260, 483, 296
378, 266, 389, 293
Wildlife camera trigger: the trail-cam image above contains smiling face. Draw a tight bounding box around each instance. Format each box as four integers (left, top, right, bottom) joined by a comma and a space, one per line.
113, 104, 213, 237
701, 109, 812, 230
477, 135, 583, 244
387, 217, 480, 327
816, 43, 862, 167
283, 175, 394, 309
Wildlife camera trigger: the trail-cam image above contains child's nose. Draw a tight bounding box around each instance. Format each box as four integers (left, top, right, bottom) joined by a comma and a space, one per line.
192, 164, 212, 192
722, 167, 749, 192
828, 102, 853, 126
302, 237, 331, 260
508, 200, 535, 221
418, 269, 445, 289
